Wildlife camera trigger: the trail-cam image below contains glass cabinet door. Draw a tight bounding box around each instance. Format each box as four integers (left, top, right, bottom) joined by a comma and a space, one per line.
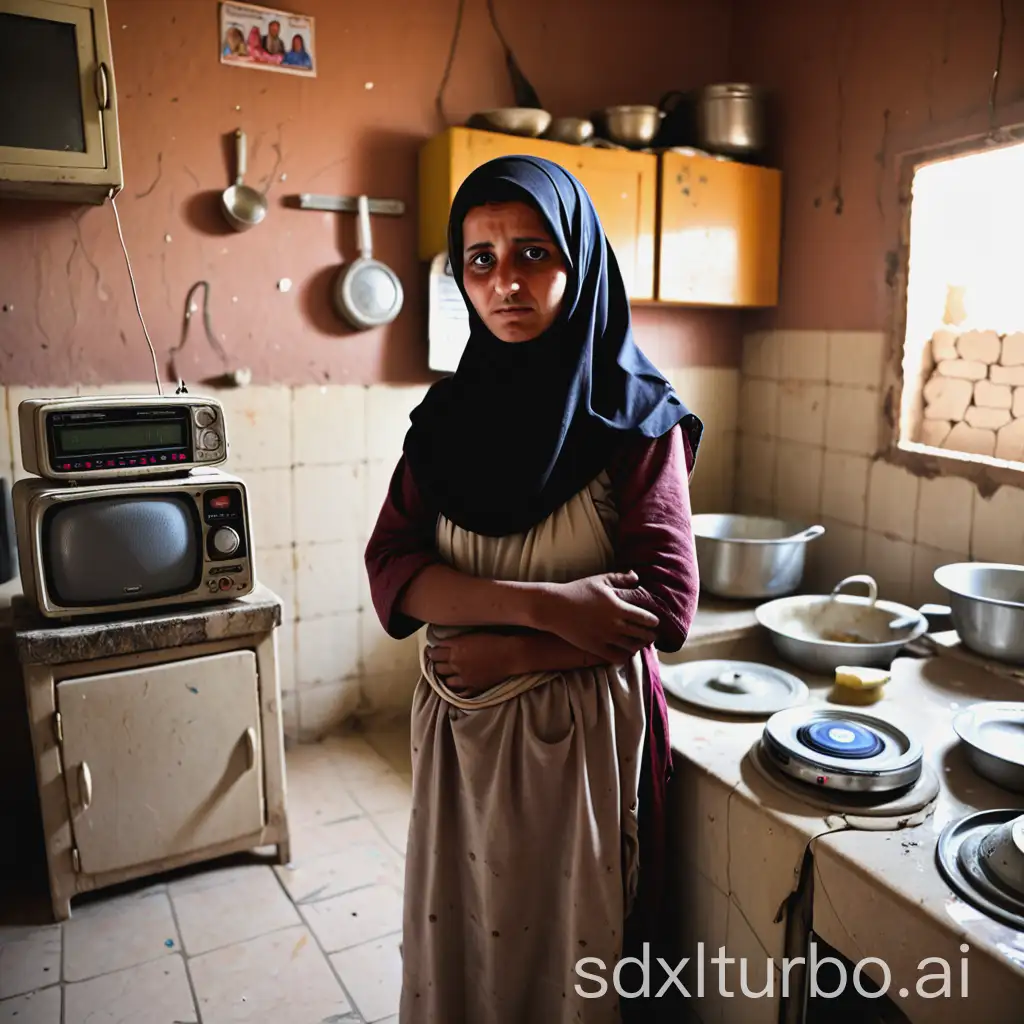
0, 0, 107, 169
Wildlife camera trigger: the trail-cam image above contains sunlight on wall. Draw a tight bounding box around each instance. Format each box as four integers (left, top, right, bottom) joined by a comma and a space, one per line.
901, 140, 1024, 461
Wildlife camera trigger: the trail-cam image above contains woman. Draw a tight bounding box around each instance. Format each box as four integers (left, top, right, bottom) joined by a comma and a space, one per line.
282, 34, 313, 70
364, 155, 702, 1023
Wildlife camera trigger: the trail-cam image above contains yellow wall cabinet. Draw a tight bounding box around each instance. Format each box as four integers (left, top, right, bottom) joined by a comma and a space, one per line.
418, 128, 781, 309
656, 150, 781, 308
419, 128, 658, 301
0, 0, 123, 204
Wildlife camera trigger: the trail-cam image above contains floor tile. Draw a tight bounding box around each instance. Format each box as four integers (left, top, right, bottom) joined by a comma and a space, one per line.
347, 770, 412, 816
0, 926, 60, 998
300, 884, 403, 953
171, 865, 300, 956
64, 954, 196, 1024
362, 726, 412, 775
284, 747, 364, 827
189, 925, 353, 1024
275, 817, 404, 904
0, 986, 61, 1024
372, 807, 410, 855
330, 934, 403, 1022
167, 859, 272, 898
63, 890, 179, 983
318, 734, 395, 780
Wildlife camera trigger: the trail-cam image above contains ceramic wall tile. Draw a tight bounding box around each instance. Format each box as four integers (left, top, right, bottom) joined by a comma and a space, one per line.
738, 379, 778, 438
295, 540, 363, 619
826, 331, 886, 389
293, 463, 366, 544
292, 385, 366, 464
254, 545, 295, 621
670, 367, 740, 435
365, 385, 429, 462
359, 671, 420, 722
295, 612, 361, 688
215, 386, 293, 470
915, 474, 974, 555
863, 532, 915, 605
736, 436, 776, 506
824, 386, 881, 456
911, 543, 963, 606
971, 484, 1024, 562
360, 612, 421, 678
819, 452, 870, 527
298, 679, 364, 739
689, 431, 736, 514
779, 330, 828, 382
365, 459, 398, 539
243, 468, 294, 550
865, 460, 920, 542
777, 381, 827, 445
774, 441, 822, 520
804, 518, 865, 592
741, 332, 781, 380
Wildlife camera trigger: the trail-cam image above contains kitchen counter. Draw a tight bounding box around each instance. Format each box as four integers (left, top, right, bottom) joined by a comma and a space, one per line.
662, 609, 1024, 1022
10, 584, 283, 666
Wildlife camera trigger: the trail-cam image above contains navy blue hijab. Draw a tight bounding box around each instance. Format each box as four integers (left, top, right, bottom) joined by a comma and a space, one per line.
402, 155, 702, 537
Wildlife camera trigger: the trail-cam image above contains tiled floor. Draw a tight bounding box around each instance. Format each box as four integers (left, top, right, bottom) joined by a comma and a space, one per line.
0, 725, 413, 1024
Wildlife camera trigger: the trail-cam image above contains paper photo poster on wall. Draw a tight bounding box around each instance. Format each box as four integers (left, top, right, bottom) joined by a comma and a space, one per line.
220, 2, 316, 77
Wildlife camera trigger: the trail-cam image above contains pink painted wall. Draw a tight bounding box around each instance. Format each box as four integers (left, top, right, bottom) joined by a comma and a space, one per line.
732, 0, 1024, 332
0, 0, 741, 387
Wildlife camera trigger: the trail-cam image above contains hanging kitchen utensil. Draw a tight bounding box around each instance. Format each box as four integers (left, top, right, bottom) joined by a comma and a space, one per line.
486, 0, 542, 108
332, 195, 404, 330
221, 129, 267, 232
168, 281, 251, 390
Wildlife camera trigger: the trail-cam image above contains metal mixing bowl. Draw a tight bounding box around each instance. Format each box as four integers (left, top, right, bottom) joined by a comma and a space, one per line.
934, 562, 1024, 664
692, 513, 824, 599
602, 105, 664, 147
474, 108, 552, 138
545, 117, 595, 145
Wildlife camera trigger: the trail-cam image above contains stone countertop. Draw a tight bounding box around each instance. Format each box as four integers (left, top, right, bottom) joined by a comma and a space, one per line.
11, 584, 282, 666
661, 622, 1024, 1012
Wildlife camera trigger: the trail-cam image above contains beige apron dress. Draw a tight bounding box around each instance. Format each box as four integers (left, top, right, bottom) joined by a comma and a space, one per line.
400, 471, 647, 1024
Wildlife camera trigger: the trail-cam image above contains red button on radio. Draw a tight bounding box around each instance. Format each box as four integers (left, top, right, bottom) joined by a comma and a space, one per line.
218, 577, 233, 590
210, 495, 231, 509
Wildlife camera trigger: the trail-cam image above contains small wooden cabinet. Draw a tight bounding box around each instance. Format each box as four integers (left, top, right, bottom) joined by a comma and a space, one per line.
0, 0, 123, 203
417, 127, 782, 309
419, 127, 658, 301
13, 586, 290, 921
656, 150, 782, 308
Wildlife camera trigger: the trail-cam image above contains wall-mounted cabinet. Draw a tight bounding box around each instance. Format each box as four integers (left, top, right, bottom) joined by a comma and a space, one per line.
418, 127, 781, 309
0, 0, 123, 204
419, 128, 658, 300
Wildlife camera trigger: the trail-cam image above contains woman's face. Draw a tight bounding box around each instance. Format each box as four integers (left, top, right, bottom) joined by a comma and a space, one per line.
461, 201, 567, 342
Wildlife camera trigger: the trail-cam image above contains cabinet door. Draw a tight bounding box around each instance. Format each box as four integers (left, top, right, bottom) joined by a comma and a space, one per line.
657, 152, 781, 307
0, 0, 107, 169
421, 129, 657, 300
58, 650, 265, 876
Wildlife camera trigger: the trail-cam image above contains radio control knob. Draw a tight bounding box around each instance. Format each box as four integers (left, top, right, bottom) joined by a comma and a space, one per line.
211, 526, 240, 556
200, 429, 221, 451
195, 406, 217, 428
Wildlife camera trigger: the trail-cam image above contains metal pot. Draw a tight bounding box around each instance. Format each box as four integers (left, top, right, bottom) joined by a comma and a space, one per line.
952, 703, 1024, 793
692, 513, 824, 599
755, 575, 930, 675
934, 562, 1024, 664
695, 83, 766, 157
601, 105, 665, 148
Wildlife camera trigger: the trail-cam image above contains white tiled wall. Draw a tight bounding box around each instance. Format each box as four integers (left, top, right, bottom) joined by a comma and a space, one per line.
736, 330, 1024, 607
0, 366, 739, 739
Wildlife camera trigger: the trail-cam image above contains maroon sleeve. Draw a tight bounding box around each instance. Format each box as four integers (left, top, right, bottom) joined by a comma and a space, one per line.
364, 456, 441, 639
607, 423, 698, 653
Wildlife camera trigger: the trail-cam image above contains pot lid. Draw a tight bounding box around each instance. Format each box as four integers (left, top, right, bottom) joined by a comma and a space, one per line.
660, 659, 808, 716
937, 809, 1024, 930
953, 701, 1024, 767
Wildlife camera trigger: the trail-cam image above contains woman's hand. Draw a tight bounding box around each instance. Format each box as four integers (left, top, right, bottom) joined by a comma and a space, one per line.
537, 571, 660, 661
424, 633, 519, 697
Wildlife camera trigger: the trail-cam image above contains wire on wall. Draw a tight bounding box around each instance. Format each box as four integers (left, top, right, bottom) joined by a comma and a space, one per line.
108, 189, 162, 396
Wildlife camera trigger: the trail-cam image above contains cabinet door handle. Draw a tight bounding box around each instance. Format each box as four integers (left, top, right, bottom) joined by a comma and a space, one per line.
79, 762, 93, 811
244, 727, 257, 771
95, 63, 110, 110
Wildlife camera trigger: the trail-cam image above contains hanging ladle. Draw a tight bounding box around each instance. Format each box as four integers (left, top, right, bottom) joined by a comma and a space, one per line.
221, 128, 267, 231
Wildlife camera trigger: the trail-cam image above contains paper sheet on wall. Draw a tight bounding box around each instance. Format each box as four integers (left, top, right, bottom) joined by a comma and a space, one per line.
428, 253, 470, 373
